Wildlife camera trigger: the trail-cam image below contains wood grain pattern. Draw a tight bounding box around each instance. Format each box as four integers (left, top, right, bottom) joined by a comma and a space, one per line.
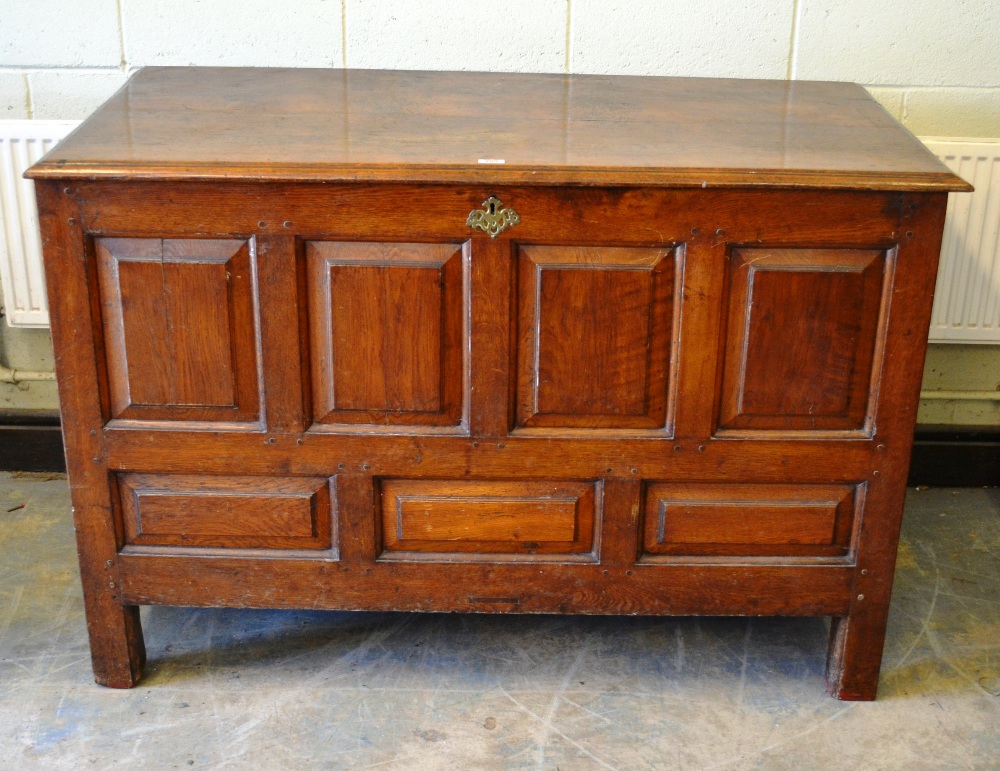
116, 553, 857, 617
119, 474, 332, 550
27, 68, 970, 192
516, 246, 675, 431
102, 429, 878, 483
306, 241, 466, 427
68, 182, 910, 249
719, 248, 888, 434
335, 475, 378, 564
469, 238, 515, 437
95, 237, 260, 423
643, 483, 856, 558
380, 479, 596, 556
257, 234, 309, 433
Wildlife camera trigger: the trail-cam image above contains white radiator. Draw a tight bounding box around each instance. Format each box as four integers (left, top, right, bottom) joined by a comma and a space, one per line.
0, 123, 997, 342
923, 138, 1000, 344
0, 120, 78, 328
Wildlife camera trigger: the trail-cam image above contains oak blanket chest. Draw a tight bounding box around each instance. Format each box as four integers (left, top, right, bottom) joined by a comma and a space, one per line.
28, 67, 970, 699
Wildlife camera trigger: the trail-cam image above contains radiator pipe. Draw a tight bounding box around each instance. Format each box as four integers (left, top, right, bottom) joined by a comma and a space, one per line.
920, 389, 1000, 401
0, 363, 56, 384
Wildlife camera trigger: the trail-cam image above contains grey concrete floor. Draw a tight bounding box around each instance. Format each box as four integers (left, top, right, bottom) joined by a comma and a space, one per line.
1, 472, 997, 770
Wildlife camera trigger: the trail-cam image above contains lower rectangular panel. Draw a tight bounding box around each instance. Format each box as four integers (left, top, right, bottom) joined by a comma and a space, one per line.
643, 483, 859, 558
118, 473, 333, 551
117, 556, 855, 616
379, 479, 598, 559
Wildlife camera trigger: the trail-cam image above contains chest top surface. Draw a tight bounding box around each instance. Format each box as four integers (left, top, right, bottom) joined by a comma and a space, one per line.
29, 67, 968, 191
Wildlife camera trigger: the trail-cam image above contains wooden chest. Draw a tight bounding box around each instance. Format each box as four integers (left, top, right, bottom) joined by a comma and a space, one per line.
28, 68, 969, 699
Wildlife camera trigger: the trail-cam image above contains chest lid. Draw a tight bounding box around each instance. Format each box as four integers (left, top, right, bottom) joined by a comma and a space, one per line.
27, 67, 969, 192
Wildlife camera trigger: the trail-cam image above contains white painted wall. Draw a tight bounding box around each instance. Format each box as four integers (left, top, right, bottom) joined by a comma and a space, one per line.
1, 0, 999, 135
1, 0, 999, 420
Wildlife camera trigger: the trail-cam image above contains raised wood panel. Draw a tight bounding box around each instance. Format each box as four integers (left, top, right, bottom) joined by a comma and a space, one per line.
516, 246, 676, 431
95, 237, 260, 423
719, 248, 889, 433
643, 483, 857, 558
380, 479, 597, 557
119, 473, 332, 550
306, 241, 467, 427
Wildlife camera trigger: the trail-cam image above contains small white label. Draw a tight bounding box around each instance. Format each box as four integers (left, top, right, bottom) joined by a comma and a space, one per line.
478, 158, 506, 164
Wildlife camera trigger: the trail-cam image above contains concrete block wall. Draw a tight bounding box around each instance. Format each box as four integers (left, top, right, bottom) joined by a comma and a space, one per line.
1, 0, 999, 421
2, 0, 999, 133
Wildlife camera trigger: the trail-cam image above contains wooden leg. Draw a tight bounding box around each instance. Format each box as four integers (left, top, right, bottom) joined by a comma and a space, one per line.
824, 467, 912, 700
824, 602, 890, 700
80, 583, 146, 688
70, 498, 147, 687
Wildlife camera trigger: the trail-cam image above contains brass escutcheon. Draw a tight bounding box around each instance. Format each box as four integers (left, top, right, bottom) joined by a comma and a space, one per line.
466, 196, 520, 238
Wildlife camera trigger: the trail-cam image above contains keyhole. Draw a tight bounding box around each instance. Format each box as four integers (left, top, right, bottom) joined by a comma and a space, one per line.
488, 201, 496, 214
